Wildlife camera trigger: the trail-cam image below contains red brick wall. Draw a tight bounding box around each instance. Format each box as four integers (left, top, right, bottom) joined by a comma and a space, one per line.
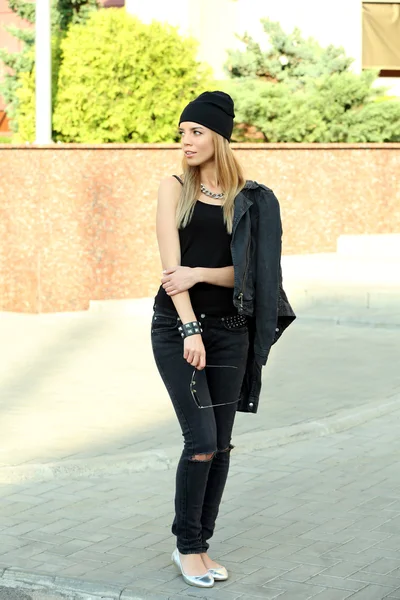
0, 143, 399, 313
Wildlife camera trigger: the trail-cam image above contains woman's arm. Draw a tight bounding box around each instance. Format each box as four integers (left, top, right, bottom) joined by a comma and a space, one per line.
156, 176, 197, 324
161, 265, 234, 295
195, 266, 234, 288
156, 177, 206, 369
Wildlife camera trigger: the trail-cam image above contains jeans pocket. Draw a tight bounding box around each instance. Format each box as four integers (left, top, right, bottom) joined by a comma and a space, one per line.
151, 314, 178, 334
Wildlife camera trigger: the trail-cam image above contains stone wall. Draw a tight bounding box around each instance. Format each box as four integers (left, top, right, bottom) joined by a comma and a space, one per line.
0, 143, 399, 312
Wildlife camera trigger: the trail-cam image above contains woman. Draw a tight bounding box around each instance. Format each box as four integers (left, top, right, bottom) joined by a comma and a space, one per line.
151, 91, 295, 588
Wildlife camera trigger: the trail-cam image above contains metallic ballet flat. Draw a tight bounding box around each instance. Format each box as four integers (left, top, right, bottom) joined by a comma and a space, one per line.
208, 566, 229, 581
171, 549, 214, 588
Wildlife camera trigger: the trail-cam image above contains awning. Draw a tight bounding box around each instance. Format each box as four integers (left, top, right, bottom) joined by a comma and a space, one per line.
362, 3, 400, 69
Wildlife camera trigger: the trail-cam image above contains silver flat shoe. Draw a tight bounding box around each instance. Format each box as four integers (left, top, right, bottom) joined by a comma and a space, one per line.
208, 566, 229, 581
171, 549, 214, 588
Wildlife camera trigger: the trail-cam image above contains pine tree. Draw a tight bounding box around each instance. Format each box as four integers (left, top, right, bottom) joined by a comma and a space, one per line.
223, 18, 400, 143
0, 0, 98, 133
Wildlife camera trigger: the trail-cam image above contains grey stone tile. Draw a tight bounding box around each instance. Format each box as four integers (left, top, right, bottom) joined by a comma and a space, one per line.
20, 531, 70, 545
219, 536, 278, 552
125, 532, 171, 549
385, 588, 400, 599
321, 562, 366, 578
0, 542, 53, 559
223, 582, 284, 598
57, 529, 111, 542
348, 572, 400, 587
312, 590, 354, 599
0, 535, 30, 549
307, 574, 367, 592
179, 587, 244, 600
1, 522, 44, 536
22, 551, 78, 568
76, 567, 134, 586
272, 589, 323, 600
37, 519, 83, 534
362, 558, 400, 575
279, 563, 328, 583
219, 546, 266, 562
289, 542, 341, 559
235, 567, 289, 585
151, 576, 192, 595
0, 556, 44, 570
347, 585, 397, 599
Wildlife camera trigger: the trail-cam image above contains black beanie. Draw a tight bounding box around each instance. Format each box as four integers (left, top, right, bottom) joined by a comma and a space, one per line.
179, 91, 235, 142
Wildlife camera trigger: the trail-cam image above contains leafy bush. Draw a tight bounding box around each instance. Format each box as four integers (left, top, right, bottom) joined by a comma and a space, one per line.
222, 19, 400, 142
13, 37, 62, 142
52, 9, 211, 143
0, 0, 97, 136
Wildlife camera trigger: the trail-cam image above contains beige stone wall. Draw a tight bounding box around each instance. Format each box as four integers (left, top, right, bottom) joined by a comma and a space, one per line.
0, 143, 399, 313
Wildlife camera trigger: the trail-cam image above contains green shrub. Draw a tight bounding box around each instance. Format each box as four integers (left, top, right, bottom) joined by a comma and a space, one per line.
0, 0, 97, 135
13, 36, 62, 142
53, 9, 211, 143
222, 19, 400, 143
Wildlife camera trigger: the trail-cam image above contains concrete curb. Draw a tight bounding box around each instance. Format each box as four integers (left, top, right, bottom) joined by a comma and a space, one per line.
88, 295, 400, 328
0, 567, 171, 600
0, 568, 121, 599
0, 567, 194, 600
1, 392, 399, 484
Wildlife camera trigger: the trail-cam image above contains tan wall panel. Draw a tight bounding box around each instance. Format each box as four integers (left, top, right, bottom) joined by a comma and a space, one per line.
0, 143, 399, 313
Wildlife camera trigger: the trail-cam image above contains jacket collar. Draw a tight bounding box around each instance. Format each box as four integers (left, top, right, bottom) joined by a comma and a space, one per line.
243, 179, 259, 190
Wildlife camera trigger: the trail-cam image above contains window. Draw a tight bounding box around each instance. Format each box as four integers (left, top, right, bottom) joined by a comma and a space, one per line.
362, 1, 400, 74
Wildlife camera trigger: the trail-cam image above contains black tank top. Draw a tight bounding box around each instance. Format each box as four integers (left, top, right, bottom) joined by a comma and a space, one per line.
154, 176, 237, 316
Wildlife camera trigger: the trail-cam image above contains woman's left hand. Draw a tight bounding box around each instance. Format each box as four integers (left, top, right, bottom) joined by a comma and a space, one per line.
161, 266, 199, 296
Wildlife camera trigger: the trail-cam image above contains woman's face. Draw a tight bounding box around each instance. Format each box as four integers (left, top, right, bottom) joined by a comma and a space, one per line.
178, 122, 215, 166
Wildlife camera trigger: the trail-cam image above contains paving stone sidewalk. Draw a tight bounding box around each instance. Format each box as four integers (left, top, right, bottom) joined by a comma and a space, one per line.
0, 304, 399, 599
0, 308, 399, 475
2, 406, 400, 600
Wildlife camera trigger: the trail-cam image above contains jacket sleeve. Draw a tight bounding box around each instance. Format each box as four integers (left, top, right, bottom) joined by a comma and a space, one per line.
253, 187, 282, 365
272, 264, 296, 345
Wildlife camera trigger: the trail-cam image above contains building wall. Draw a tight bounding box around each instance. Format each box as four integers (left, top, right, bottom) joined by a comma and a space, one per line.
0, 143, 399, 313
126, 0, 399, 94
125, 0, 237, 80
236, 0, 363, 72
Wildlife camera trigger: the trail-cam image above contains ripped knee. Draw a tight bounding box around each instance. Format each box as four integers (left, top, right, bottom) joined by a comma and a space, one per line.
219, 444, 235, 454
190, 452, 215, 462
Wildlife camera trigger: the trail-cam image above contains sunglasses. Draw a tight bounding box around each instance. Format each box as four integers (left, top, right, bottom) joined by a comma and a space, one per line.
190, 364, 239, 409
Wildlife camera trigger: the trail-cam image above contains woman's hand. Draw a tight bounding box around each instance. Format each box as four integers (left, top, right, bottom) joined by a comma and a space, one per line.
184, 334, 206, 370
161, 266, 199, 296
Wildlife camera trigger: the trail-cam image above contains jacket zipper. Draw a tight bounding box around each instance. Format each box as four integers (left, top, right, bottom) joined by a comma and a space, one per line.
238, 236, 251, 310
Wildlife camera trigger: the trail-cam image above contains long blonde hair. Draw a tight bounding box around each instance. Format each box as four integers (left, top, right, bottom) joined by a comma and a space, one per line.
175, 132, 246, 234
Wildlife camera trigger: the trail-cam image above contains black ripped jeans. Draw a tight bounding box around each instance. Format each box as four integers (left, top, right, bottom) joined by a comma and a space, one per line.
151, 305, 249, 555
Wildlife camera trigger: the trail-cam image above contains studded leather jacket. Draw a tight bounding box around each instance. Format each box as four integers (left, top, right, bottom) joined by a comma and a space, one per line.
231, 181, 296, 413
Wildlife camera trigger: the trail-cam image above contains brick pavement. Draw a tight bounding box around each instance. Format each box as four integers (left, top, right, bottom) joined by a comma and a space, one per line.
2, 407, 400, 599
0, 307, 399, 474
0, 302, 400, 598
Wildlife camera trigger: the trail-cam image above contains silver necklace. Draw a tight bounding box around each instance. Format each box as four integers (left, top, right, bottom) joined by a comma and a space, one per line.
200, 183, 224, 199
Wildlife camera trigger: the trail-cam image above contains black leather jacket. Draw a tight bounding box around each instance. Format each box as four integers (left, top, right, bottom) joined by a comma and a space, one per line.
231, 181, 296, 413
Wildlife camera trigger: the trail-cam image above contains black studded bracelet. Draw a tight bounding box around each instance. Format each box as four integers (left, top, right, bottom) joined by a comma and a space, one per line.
178, 320, 203, 339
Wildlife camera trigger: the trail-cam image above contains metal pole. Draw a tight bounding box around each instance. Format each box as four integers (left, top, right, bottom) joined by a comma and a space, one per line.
35, 0, 52, 143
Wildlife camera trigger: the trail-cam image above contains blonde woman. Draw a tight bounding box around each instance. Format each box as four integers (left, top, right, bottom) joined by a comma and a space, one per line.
151, 91, 295, 589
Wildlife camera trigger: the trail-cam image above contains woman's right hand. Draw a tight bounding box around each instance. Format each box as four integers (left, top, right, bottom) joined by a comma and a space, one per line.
183, 334, 206, 370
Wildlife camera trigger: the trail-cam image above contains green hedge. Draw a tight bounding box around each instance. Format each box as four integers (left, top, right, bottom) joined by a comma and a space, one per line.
52, 9, 211, 143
